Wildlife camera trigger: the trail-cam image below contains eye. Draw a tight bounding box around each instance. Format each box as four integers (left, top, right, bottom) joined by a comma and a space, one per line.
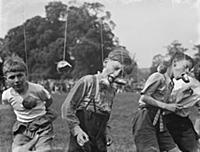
8, 75, 15, 80
114, 67, 120, 71
17, 73, 24, 78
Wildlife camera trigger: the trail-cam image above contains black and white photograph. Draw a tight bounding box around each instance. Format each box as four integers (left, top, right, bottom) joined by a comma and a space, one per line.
1, 0, 200, 151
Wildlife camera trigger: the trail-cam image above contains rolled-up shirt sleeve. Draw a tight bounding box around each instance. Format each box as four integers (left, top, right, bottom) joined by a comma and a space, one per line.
1, 90, 9, 105
141, 73, 162, 96
61, 78, 87, 135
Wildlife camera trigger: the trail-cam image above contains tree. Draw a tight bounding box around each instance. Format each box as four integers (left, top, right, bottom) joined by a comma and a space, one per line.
150, 40, 190, 75
166, 40, 187, 56
193, 44, 200, 64
0, 1, 125, 80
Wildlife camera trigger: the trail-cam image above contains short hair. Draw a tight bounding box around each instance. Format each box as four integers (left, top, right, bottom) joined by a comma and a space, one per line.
108, 47, 132, 66
158, 52, 194, 74
3, 55, 27, 75
108, 47, 132, 74
169, 52, 194, 68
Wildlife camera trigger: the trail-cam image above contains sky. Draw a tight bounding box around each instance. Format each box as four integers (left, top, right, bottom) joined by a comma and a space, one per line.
0, 0, 200, 68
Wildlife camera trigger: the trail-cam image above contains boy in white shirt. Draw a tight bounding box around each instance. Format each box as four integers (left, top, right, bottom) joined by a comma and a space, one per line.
0, 55, 56, 152
164, 63, 200, 152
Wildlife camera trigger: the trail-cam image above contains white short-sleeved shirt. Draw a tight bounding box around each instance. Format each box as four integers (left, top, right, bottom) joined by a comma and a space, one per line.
139, 72, 174, 106
170, 76, 200, 117
2, 82, 51, 123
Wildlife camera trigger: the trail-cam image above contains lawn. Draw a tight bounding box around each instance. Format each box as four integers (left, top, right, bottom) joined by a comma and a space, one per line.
0, 92, 140, 152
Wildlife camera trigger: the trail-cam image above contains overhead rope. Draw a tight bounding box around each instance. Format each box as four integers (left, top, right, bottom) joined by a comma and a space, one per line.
57, 7, 72, 72
63, 10, 68, 61
100, 18, 104, 65
22, 8, 29, 78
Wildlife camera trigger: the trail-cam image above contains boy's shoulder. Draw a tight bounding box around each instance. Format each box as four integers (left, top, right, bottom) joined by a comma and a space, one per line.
147, 72, 165, 82
2, 87, 12, 96
28, 81, 43, 88
79, 74, 95, 85
27, 81, 45, 92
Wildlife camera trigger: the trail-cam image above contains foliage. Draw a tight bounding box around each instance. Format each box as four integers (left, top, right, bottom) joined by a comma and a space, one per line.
0, 1, 136, 80
193, 44, 200, 64
150, 40, 188, 74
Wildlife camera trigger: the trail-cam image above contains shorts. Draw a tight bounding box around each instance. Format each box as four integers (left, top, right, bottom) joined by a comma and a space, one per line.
68, 110, 109, 152
164, 113, 198, 152
132, 107, 177, 152
12, 110, 56, 152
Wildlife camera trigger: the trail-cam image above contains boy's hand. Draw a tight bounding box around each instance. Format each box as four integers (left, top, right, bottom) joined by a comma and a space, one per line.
165, 103, 183, 112
75, 127, 89, 146
106, 125, 113, 146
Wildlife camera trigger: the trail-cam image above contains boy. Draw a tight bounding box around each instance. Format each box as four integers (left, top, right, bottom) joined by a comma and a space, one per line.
164, 63, 200, 152
132, 52, 194, 152
0, 55, 56, 152
61, 47, 132, 152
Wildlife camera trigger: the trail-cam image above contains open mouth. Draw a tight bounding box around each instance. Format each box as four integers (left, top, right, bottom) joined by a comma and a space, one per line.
180, 74, 190, 83
108, 74, 127, 85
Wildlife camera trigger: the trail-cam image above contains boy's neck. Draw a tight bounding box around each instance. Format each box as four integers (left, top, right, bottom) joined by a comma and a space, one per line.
165, 67, 173, 80
15, 81, 29, 95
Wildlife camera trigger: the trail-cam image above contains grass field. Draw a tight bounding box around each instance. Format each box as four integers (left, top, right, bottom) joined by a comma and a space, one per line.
0, 92, 140, 152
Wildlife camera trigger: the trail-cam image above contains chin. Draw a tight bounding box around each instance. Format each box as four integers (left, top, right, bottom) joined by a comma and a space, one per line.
13, 86, 23, 92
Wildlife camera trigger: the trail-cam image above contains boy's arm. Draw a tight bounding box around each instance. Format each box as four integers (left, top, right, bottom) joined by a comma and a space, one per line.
38, 86, 53, 108
61, 78, 87, 136
45, 97, 53, 108
140, 94, 181, 112
0, 92, 11, 110
140, 73, 182, 112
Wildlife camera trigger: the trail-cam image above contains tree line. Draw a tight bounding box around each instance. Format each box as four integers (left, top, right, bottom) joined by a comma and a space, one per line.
0, 1, 137, 80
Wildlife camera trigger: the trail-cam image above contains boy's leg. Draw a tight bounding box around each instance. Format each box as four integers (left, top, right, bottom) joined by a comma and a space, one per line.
75, 110, 108, 152
12, 134, 32, 152
34, 124, 55, 152
157, 129, 181, 152
168, 126, 198, 152
34, 135, 53, 152
67, 134, 84, 152
132, 109, 160, 152
165, 114, 198, 152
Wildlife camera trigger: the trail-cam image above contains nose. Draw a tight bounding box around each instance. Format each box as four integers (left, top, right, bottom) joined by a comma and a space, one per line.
185, 67, 190, 74
14, 76, 20, 82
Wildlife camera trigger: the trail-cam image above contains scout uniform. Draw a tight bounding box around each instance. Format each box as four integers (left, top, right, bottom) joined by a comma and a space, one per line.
132, 72, 178, 152
164, 76, 200, 152
62, 74, 116, 152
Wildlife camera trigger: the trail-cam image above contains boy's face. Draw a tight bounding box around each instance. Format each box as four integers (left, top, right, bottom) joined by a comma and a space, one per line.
172, 59, 193, 80
5, 71, 27, 93
103, 59, 124, 80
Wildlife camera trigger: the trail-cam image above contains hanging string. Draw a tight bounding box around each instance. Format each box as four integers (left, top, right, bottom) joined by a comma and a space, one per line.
100, 18, 104, 65
63, 8, 68, 61
23, 7, 29, 77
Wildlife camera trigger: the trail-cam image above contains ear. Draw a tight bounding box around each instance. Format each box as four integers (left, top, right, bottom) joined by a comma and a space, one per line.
103, 58, 109, 67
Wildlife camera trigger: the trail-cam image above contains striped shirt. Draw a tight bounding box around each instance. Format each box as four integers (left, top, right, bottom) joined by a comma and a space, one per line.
139, 72, 174, 105
2, 82, 51, 122
139, 72, 174, 131
61, 74, 116, 134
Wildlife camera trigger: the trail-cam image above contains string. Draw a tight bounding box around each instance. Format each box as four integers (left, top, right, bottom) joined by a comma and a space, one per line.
63, 8, 68, 61
23, 7, 29, 78
100, 19, 104, 66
